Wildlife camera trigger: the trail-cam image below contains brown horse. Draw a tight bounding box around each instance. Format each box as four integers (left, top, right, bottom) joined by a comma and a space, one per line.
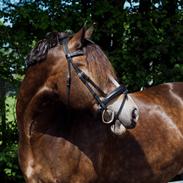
16, 27, 183, 183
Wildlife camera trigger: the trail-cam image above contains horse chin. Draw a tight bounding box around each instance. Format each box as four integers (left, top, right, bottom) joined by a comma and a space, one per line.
110, 120, 127, 135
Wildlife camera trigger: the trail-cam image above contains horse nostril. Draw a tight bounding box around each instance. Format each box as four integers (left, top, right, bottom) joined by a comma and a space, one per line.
132, 108, 137, 119
129, 120, 137, 128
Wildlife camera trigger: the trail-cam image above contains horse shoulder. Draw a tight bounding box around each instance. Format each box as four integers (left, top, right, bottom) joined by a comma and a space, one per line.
127, 82, 183, 182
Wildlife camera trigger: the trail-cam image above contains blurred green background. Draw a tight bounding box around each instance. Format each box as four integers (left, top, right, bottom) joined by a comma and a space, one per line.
0, 0, 183, 182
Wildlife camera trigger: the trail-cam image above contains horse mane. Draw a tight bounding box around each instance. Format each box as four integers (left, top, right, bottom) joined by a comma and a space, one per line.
26, 32, 69, 67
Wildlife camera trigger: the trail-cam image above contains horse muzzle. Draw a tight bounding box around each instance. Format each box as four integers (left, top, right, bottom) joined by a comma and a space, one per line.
101, 95, 139, 135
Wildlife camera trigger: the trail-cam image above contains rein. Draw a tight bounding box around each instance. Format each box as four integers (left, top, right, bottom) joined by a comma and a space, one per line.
61, 37, 128, 116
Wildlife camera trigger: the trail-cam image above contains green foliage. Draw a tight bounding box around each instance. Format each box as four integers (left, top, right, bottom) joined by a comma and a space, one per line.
1, 0, 182, 88
104, 4, 183, 90
0, 0, 183, 182
5, 96, 17, 141
0, 96, 20, 182
0, 143, 23, 183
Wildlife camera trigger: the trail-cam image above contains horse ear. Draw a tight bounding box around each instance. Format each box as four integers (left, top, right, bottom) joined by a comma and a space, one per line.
68, 25, 94, 50
84, 25, 94, 39
68, 27, 85, 50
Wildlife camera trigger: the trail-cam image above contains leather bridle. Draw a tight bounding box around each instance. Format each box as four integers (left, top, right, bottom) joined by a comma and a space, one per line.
61, 37, 128, 121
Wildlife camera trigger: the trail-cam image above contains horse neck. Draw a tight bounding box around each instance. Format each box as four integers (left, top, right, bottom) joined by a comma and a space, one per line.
59, 108, 106, 137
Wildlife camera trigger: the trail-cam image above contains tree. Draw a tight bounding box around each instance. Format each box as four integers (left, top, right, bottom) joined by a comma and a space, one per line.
0, 0, 183, 182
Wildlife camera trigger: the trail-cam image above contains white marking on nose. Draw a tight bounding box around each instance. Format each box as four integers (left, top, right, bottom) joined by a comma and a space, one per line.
108, 94, 139, 127
107, 75, 140, 127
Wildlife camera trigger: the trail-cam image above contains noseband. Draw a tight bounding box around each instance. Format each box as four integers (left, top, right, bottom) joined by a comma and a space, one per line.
61, 37, 128, 123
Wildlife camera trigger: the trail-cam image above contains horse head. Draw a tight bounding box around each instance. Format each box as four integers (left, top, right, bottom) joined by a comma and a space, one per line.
26, 26, 139, 135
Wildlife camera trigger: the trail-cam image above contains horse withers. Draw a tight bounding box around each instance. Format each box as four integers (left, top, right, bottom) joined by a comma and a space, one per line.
16, 26, 183, 183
